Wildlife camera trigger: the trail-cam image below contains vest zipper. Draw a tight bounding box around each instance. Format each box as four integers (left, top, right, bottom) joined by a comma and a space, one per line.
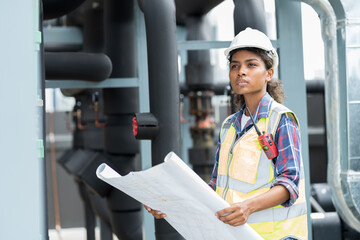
222, 132, 238, 200
221, 125, 256, 200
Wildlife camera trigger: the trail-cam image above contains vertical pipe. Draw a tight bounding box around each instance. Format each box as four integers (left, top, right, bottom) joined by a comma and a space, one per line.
103, 0, 142, 239
233, 0, 268, 35
85, 206, 96, 240
139, 0, 181, 164
134, 2, 155, 239
100, 219, 113, 240
300, 0, 360, 232
231, 0, 268, 114
77, 183, 96, 240
139, 0, 183, 239
185, 16, 214, 90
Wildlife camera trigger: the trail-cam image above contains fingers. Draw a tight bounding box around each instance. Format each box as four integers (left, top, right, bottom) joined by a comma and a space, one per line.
218, 213, 247, 226
215, 205, 248, 226
215, 207, 232, 218
224, 216, 247, 226
144, 205, 167, 219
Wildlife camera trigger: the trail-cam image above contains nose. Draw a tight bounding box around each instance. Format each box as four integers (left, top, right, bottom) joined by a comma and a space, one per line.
237, 65, 246, 76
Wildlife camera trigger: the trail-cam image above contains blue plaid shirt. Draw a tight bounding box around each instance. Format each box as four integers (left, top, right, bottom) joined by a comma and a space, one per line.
209, 93, 302, 207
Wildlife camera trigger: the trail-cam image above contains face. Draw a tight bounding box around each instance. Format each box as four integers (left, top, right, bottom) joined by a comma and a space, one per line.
229, 49, 273, 99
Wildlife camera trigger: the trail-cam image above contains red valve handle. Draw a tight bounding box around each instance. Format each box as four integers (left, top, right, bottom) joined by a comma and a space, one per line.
132, 117, 138, 136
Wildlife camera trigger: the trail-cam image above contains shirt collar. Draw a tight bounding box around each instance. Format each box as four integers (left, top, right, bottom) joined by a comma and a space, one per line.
232, 93, 274, 133
239, 92, 273, 119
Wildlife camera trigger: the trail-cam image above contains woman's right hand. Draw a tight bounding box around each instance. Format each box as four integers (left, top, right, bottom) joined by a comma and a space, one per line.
144, 205, 167, 219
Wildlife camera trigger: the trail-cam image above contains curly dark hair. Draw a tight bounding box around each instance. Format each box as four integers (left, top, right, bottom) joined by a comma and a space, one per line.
228, 47, 285, 110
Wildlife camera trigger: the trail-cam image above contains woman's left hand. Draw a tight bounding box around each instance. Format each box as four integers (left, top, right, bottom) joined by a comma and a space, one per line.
215, 202, 252, 226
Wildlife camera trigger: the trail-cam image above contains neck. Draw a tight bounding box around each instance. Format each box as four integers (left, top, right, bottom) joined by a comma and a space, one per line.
244, 92, 266, 116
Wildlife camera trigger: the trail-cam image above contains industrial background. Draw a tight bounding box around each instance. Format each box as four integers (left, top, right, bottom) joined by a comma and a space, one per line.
1, 0, 360, 240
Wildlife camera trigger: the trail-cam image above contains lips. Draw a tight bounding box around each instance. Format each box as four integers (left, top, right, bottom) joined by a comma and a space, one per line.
235, 79, 248, 86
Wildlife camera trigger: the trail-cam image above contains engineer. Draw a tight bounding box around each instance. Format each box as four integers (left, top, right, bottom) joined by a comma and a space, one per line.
146, 27, 308, 240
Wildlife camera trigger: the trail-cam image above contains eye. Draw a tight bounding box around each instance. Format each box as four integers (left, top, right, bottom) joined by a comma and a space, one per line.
248, 62, 257, 67
230, 64, 239, 69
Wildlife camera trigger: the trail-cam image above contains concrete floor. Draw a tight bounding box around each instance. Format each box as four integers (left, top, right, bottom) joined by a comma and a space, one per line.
48, 228, 119, 240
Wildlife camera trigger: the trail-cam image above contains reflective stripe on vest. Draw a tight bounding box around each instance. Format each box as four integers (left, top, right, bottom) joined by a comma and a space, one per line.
248, 201, 307, 223
216, 100, 308, 240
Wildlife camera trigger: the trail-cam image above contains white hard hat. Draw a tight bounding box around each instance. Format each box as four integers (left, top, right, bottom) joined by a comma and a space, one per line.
224, 27, 278, 69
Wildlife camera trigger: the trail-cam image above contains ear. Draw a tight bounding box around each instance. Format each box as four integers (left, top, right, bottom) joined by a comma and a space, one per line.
266, 68, 274, 82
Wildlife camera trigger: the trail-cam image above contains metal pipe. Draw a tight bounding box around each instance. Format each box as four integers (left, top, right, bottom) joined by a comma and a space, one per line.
294, 0, 360, 232
306, 79, 325, 94
103, 0, 142, 239
180, 82, 230, 95
230, 0, 268, 114
77, 182, 96, 240
45, 52, 112, 81
138, 0, 181, 168
139, 0, 184, 239
310, 196, 326, 213
233, 0, 268, 34
174, 0, 224, 24
184, 16, 214, 90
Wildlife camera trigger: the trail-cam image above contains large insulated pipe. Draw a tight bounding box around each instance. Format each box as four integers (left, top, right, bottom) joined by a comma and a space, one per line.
139, 0, 183, 239
295, 0, 360, 232
184, 16, 214, 90
103, 0, 142, 239
230, 0, 267, 114
42, 0, 86, 20
174, 0, 224, 24
45, 52, 112, 81
233, 0, 267, 34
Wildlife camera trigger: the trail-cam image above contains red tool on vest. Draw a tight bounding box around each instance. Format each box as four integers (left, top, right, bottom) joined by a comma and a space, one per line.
246, 107, 279, 159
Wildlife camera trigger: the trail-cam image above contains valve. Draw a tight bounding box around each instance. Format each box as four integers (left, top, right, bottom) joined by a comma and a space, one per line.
75, 101, 87, 130
92, 91, 106, 128
132, 113, 159, 140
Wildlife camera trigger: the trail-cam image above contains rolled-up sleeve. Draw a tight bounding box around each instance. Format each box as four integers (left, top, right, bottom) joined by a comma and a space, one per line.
271, 113, 302, 207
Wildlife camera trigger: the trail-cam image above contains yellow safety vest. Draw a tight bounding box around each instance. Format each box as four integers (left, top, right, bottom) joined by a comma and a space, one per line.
216, 101, 308, 240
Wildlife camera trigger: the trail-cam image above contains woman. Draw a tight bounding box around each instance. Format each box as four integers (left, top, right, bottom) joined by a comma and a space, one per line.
146, 28, 308, 240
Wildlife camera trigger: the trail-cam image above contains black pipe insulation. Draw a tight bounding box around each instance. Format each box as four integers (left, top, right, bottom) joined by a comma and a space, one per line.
45, 52, 112, 81
64, 0, 105, 53
61, 89, 85, 97
102, 0, 139, 153
180, 80, 325, 96
306, 79, 325, 94
77, 182, 97, 240
42, 0, 86, 20
138, 0, 181, 165
83, 2, 104, 53
102, 0, 139, 152
102, 0, 143, 239
233, 0, 267, 35
139, 0, 184, 239
185, 16, 215, 90
180, 82, 230, 95
229, 0, 267, 114
174, 0, 224, 25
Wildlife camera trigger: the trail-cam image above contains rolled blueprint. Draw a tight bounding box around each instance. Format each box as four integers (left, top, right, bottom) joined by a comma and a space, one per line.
97, 151, 264, 240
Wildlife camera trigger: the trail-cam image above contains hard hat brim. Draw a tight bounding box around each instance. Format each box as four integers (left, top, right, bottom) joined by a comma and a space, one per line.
224, 45, 279, 70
